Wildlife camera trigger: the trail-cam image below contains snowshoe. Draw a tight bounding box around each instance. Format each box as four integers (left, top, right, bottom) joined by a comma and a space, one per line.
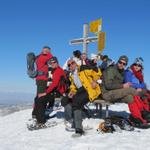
27, 120, 57, 131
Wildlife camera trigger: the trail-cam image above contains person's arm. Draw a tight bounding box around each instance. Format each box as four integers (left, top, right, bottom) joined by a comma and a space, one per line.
124, 70, 132, 83
131, 82, 146, 89
68, 75, 77, 98
125, 70, 146, 89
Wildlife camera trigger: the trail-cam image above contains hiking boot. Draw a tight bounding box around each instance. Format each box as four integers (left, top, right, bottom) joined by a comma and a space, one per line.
64, 120, 75, 132
72, 128, 85, 137
142, 110, 150, 123
75, 128, 85, 135
128, 115, 150, 129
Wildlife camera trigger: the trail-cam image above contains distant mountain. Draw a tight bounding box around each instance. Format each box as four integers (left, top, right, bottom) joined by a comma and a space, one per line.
0, 91, 34, 105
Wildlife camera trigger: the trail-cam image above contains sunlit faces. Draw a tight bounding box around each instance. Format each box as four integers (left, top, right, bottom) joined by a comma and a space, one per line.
81, 53, 87, 60
67, 60, 76, 71
42, 48, 50, 54
118, 60, 127, 69
133, 64, 142, 71
50, 61, 58, 68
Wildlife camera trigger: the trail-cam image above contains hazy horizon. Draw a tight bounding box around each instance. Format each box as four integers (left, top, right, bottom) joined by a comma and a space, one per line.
0, 91, 34, 105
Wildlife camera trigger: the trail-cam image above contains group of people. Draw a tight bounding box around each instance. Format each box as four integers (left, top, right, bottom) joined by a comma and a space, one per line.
30, 46, 150, 136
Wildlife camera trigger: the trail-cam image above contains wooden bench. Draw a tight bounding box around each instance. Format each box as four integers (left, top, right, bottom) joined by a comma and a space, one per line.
92, 99, 112, 118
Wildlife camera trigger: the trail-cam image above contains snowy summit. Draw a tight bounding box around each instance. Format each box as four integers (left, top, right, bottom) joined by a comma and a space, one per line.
0, 103, 150, 150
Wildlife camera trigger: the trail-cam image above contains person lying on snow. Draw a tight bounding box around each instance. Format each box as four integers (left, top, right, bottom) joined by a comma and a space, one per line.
101, 55, 150, 129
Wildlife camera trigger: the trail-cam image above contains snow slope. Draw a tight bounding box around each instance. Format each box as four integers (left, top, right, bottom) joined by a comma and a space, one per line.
0, 104, 150, 150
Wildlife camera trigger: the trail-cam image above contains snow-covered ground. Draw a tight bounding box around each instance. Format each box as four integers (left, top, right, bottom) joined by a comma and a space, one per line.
0, 103, 150, 150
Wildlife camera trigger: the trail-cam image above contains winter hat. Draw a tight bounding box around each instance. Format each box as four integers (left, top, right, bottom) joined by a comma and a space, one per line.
48, 56, 58, 64
43, 46, 51, 50
73, 50, 81, 58
133, 57, 144, 67
101, 55, 109, 61
118, 55, 128, 64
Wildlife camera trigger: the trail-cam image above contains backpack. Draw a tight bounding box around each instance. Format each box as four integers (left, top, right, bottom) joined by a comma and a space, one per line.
27, 52, 38, 78
97, 115, 134, 133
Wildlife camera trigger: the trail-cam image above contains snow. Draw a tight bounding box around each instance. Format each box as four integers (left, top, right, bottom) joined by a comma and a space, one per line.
0, 103, 150, 150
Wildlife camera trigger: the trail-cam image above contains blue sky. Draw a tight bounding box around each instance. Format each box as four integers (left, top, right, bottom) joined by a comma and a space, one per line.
0, 0, 150, 93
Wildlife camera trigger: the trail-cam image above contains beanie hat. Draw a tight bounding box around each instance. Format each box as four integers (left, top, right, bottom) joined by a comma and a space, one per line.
133, 57, 144, 67
43, 46, 51, 50
73, 50, 81, 58
118, 55, 128, 64
48, 56, 58, 63
102, 55, 109, 60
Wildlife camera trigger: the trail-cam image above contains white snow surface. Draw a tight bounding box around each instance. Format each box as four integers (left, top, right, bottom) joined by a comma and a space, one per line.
0, 103, 150, 150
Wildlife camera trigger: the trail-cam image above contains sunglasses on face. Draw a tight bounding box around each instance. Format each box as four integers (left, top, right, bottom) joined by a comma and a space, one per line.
135, 64, 142, 67
68, 61, 75, 67
118, 61, 127, 66
50, 61, 57, 64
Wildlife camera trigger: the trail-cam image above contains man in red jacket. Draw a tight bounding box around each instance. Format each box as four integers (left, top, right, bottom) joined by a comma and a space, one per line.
34, 56, 66, 126
32, 46, 52, 118
36, 46, 53, 97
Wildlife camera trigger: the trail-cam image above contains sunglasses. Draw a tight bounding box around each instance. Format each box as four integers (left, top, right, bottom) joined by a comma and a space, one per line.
68, 61, 75, 67
118, 61, 127, 66
134, 64, 142, 67
50, 61, 57, 64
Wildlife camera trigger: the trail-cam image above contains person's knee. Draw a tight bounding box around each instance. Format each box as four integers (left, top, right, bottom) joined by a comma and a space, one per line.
61, 96, 70, 107
72, 99, 80, 111
123, 95, 133, 103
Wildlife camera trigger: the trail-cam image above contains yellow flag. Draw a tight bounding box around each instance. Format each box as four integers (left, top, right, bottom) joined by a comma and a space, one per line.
90, 19, 102, 33
98, 32, 106, 52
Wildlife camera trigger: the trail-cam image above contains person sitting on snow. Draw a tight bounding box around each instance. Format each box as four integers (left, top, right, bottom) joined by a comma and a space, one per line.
101, 55, 150, 128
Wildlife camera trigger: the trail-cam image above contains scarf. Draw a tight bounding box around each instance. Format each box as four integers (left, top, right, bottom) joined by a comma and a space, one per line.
131, 66, 144, 82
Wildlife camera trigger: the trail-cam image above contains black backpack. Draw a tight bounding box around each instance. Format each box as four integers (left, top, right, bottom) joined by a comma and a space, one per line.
27, 52, 38, 78
97, 115, 134, 133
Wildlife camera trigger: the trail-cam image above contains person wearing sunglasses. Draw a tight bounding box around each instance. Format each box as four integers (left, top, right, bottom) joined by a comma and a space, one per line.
101, 55, 150, 128
124, 57, 146, 91
33, 56, 67, 128
61, 58, 102, 137
124, 57, 150, 124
